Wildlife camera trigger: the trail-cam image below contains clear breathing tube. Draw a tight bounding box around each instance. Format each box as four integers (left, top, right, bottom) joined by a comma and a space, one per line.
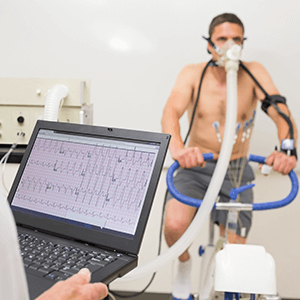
116, 49, 241, 283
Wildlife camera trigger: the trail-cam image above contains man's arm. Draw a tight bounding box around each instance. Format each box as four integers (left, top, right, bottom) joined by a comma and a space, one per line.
251, 62, 298, 174
265, 103, 297, 174
161, 64, 205, 168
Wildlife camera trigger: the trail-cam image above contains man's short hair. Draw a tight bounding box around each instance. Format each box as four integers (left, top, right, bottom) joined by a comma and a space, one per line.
209, 13, 244, 37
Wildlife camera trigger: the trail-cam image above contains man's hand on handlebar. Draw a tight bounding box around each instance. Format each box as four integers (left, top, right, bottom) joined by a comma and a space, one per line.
171, 147, 206, 169
262, 150, 297, 175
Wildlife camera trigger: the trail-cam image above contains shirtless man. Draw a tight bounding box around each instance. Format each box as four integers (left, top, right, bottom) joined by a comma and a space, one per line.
161, 13, 297, 300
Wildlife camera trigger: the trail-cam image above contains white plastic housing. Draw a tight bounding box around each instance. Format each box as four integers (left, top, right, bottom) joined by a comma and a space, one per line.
215, 244, 277, 294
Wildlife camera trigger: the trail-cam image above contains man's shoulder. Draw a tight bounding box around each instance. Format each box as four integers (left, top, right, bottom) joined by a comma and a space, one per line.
241, 61, 267, 73
180, 62, 208, 78
181, 62, 201, 72
241, 61, 277, 97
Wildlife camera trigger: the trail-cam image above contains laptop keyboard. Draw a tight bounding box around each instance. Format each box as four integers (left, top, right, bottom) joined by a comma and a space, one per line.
18, 232, 121, 281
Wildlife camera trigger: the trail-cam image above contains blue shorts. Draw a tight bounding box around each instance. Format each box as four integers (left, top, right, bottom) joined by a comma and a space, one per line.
166, 158, 255, 237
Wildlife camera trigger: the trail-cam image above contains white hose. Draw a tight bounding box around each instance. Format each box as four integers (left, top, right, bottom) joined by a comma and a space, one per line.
43, 85, 69, 121
116, 58, 240, 283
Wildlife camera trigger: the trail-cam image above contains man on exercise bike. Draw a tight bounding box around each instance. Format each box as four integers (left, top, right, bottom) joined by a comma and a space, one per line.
161, 13, 297, 300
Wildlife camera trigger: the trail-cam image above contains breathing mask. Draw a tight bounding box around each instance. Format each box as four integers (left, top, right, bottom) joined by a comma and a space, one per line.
203, 36, 243, 66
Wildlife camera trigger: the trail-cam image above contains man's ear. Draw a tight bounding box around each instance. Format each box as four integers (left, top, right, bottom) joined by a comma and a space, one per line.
207, 43, 212, 54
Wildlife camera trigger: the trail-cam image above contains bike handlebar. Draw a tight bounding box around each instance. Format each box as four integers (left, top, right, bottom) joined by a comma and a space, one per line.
166, 153, 299, 211
249, 154, 299, 210
166, 153, 213, 208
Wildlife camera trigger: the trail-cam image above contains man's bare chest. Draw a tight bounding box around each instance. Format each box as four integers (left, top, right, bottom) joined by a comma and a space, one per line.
190, 72, 257, 124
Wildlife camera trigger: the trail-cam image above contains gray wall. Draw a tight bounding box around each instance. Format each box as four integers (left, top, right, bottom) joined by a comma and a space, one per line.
1, 0, 300, 166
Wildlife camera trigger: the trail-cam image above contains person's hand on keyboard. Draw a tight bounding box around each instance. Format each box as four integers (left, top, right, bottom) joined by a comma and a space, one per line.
35, 268, 108, 300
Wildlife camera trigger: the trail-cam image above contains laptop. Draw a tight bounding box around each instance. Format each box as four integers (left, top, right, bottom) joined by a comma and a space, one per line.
7, 120, 170, 299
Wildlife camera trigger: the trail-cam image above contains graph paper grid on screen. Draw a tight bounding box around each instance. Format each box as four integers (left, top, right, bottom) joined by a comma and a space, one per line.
11, 129, 160, 238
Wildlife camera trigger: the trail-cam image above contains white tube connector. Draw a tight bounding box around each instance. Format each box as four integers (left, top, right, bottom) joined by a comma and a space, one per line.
43, 85, 69, 121
226, 44, 242, 61
261, 164, 273, 175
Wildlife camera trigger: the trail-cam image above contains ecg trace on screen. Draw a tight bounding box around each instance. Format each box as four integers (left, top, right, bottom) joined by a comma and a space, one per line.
12, 135, 158, 236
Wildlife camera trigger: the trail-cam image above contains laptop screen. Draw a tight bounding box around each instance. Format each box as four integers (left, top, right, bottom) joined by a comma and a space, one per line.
11, 128, 160, 240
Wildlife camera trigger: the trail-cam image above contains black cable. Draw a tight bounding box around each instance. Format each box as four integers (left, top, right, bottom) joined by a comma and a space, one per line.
109, 206, 164, 298
109, 273, 156, 298
109, 60, 213, 299
109, 168, 166, 298
109, 208, 164, 298
240, 61, 294, 140
239, 61, 269, 97
270, 102, 294, 140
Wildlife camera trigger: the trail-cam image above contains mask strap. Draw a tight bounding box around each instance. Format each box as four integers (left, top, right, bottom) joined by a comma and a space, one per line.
202, 36, 215, 48
202, 36, 247, 51
202, 36, 222, 54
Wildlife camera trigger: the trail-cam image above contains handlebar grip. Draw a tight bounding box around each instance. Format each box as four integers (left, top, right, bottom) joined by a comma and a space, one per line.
203, 153, 214, 161
166, 153, 214, 208
248, 154, 265, 164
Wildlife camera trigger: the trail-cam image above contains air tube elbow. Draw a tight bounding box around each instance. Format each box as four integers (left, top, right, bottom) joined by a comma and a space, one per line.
43, 85, 69, 121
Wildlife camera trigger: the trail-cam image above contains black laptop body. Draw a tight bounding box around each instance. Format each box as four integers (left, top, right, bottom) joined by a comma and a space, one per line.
8, 120, 170, 299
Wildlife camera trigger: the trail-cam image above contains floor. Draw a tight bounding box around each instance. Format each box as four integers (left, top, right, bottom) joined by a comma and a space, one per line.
108, 291, 171, 300
107, 292, 298, 300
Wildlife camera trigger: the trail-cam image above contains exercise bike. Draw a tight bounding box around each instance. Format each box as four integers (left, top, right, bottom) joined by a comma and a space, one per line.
167, 153, 299, 300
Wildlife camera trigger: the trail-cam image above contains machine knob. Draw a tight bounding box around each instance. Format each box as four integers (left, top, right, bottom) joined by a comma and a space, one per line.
17, 116, 25, 124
